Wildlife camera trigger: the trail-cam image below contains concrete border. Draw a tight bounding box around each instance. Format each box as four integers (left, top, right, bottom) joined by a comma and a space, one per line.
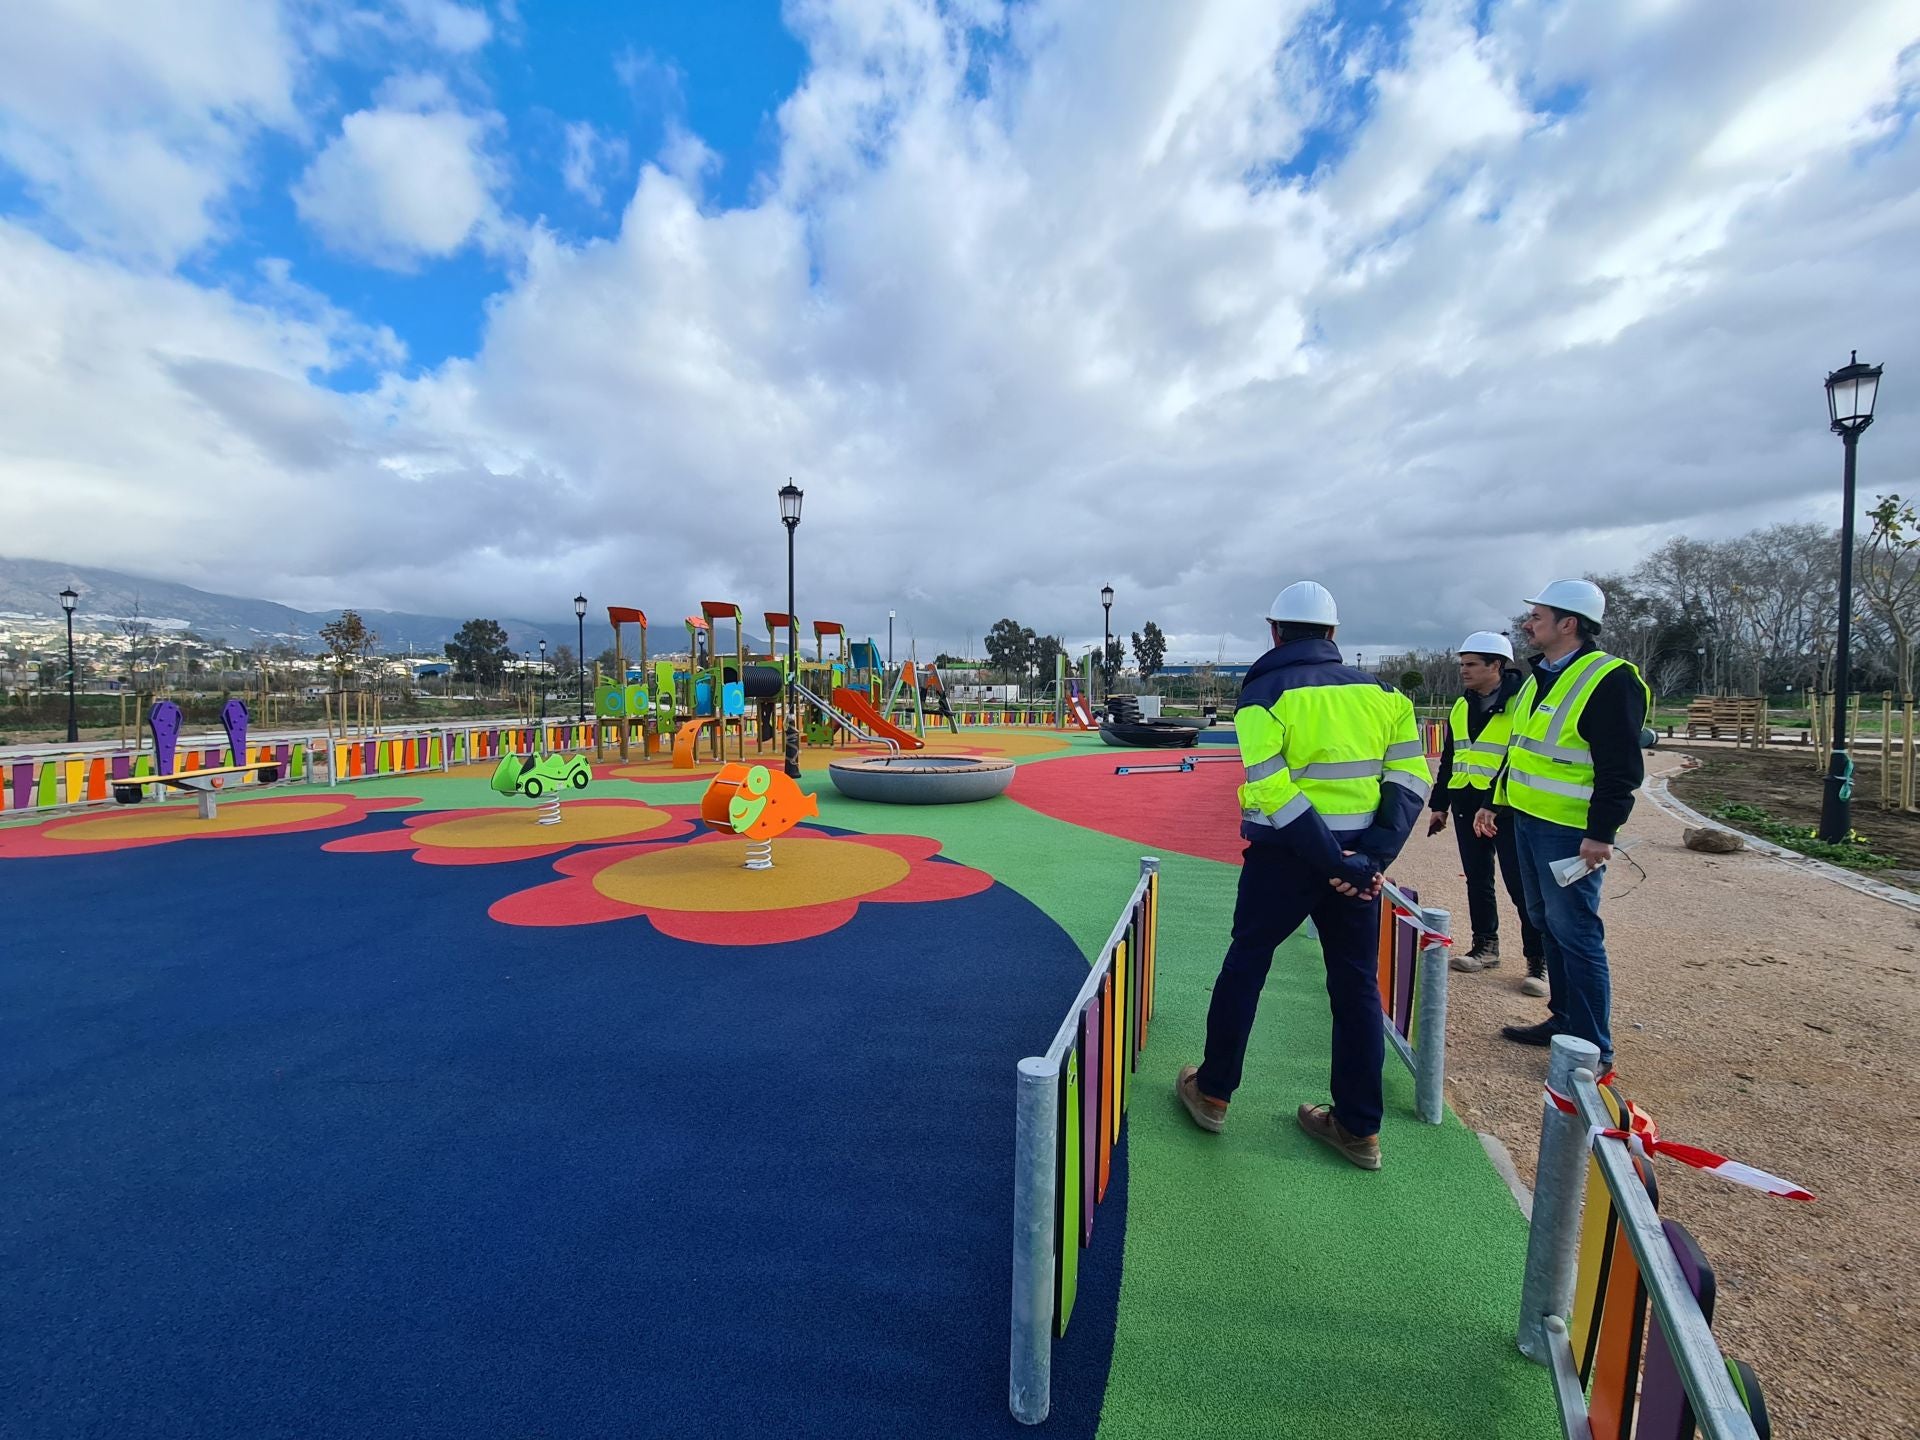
1642, 773, 1920, 916
1478, 1131, 1533, 1220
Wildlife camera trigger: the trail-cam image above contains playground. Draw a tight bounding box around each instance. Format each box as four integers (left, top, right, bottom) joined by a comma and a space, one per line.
0, 644, 1869, 1436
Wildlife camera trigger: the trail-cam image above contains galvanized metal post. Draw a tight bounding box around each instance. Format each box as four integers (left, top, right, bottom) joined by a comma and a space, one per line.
1010, 1055, 1060, 1425
1412, 906, 1450, 1124
1516, 1034, 1601, 1363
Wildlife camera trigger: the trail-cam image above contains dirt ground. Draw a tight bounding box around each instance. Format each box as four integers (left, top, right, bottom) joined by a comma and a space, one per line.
1670, 743, 1920, 878
1392, 751, 1919, 1440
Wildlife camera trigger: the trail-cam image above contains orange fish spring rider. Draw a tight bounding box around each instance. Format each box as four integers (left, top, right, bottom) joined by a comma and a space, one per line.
700, 762, 820, 869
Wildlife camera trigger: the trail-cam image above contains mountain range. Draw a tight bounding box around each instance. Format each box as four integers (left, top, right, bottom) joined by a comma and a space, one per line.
0, 556, 583, 656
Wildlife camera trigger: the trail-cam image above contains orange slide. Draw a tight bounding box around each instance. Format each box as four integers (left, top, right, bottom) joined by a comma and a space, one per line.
831, 688, 925, 751
672, 715, 717, 768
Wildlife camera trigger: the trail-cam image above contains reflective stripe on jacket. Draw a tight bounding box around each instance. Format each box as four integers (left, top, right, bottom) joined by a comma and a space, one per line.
1498, 650, 1651, 827
1446, 695, 1511, 791
1234, 637, 1430, 872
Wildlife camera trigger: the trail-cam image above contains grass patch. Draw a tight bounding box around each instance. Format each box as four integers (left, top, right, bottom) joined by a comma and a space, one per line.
1713, 802, 1898, 870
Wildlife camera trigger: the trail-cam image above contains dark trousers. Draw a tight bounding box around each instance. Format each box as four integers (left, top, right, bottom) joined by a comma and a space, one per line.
1195, 844, 1385, 1138
1450, 795, 1543, 961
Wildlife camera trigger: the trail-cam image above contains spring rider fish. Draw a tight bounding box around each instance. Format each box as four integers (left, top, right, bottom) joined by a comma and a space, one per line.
700, 762, 818, 869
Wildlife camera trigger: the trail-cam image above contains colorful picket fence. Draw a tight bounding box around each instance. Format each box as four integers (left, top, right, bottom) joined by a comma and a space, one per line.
1375, 881, 1451, 1125
3, 741, 312, 812
1010, 857, 1160, 1426
1528, 1062, 1775, 1440
954, 709, 1070, 729
0, 721, 618, 816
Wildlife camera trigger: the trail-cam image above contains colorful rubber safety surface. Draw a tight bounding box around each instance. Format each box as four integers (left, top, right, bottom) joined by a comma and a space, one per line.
1, 731, 1553, 1438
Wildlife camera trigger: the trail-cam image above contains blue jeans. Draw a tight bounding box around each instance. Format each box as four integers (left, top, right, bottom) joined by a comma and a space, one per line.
1195, 844, 1385, 1138
1512, 814, 1613, 1066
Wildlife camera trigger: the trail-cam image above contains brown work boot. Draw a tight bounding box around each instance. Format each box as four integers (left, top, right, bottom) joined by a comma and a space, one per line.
1296, 1103, 1381, 1170
1175, 1065, 1228, 1133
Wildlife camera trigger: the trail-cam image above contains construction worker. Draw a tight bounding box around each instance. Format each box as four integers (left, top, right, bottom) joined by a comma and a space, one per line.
1426, 632, 1546, 995
1474, 580, 1650, 1070
1175, 581, 1430, 1170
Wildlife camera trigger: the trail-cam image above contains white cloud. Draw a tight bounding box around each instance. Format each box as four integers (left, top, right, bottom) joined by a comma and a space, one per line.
397, 0, 492, 55
294, 91, 507, 267
562, 120, 630, 205
2, 0, 1919, 659
0, 0, 299, 264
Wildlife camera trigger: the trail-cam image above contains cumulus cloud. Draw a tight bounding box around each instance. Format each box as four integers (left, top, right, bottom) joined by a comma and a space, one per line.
0, 0, 299, 264
2, 0, 1919, 660
294, 82, 507, 267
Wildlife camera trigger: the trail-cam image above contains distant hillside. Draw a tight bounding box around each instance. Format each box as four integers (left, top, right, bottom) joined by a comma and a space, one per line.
0, 555, 579, 654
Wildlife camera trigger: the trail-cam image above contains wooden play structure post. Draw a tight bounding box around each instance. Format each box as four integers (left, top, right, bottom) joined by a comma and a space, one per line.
605, 607, 652, 763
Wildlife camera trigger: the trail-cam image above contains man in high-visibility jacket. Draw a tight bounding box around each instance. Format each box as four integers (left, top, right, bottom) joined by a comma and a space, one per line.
1474, 579, 1649, 1071
1426, 631, 1545, 994
1175, 581, 1430, 1170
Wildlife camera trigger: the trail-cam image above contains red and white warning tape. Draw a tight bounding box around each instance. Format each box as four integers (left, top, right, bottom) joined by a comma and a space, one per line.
1380, 880, 1452, 947
1544, 1083, 1814, 1201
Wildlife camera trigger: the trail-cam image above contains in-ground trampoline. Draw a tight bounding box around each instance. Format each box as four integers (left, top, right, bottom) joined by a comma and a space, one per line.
828, 755, 1015, 804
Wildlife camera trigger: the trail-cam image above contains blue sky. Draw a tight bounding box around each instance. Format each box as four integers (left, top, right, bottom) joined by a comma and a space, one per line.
0, 1, 1915, 656
169, 1, 810, 377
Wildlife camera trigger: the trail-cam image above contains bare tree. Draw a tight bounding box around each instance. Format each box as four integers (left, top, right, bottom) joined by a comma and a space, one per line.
1859, 495, 1920, 696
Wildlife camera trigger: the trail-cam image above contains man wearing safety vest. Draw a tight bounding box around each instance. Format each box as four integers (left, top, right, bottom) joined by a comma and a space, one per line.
1474, 580, 1650, 1071
1426, 632, 1546, 994
1176, 581, 1430, 1170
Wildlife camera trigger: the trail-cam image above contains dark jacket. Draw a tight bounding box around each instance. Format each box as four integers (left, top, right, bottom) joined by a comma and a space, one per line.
1430, 667, 1526, 813
1235, 638, 1424, 880
1510, 643, 1647, 844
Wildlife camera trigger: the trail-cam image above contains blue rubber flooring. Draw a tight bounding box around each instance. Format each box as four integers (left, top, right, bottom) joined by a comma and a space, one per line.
1, 822, 1122, 1438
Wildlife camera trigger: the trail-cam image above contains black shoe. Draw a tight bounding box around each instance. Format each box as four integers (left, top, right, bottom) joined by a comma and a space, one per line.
1450, 936, 1500, 973
1500, 1019, 1561, 1048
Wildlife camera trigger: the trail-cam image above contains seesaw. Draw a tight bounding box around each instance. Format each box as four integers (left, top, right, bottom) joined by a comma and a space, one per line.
1114, 753, 1239, 776
111, 699, 281, 819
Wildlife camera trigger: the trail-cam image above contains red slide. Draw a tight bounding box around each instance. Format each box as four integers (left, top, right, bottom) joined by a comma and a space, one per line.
831, 688, 926, 751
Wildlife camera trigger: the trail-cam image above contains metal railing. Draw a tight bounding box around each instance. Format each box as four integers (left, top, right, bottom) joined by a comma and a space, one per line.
1010, 856, 1159, 1426
1377, 881, 1451, 1124
1519, 1035, 1761, 1440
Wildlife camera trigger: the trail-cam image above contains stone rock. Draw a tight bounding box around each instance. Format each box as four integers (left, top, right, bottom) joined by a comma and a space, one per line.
1683, 826, 1746, 854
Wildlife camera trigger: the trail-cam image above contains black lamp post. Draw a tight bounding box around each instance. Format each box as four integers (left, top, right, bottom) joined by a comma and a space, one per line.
574, 594, 588, 723
538, 639, 548, 733
1100, 584, 1114, 703
888, 610, 895, 669
1819, 350, 1884, 844
60, 586, 78, 742
780, 481, 805, 778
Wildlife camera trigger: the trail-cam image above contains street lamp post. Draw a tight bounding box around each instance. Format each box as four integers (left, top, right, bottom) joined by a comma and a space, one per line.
538, 639, 548, 731
1100, 584, 1114, 704
780, 481, 805, 778
1820, 351, 1884, 844
574, 594, 588, 724
60, 586, 78, 743
888, 610, 895, 670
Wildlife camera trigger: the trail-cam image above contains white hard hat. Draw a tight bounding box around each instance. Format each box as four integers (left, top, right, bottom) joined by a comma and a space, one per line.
1459, 631, 1514, 661
1525, 578, 1606, 627
1266, 580, 1339, 626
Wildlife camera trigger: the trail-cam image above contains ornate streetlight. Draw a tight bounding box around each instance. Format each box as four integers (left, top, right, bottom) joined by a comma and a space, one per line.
60, 586, 78, 742
1819, 350, 1885, 843
574, 594, 588, 723
780, 481, 805, 777
1100, 583, 1114, 703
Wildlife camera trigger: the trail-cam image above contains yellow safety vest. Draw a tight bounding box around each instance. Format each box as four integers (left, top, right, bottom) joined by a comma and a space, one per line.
1238, 684, 1430, 837
1500, 651, 1650, 828
1446, 695, 1511, 792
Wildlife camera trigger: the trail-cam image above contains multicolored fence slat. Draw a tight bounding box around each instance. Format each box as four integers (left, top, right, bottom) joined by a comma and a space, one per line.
0, 714, 614, 815
1012, 857, 1162, 1422
1541, 1074, 1776, 1440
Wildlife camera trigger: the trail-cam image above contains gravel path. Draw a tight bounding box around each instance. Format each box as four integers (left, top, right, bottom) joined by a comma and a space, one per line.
1392, 752, 1918, 1440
